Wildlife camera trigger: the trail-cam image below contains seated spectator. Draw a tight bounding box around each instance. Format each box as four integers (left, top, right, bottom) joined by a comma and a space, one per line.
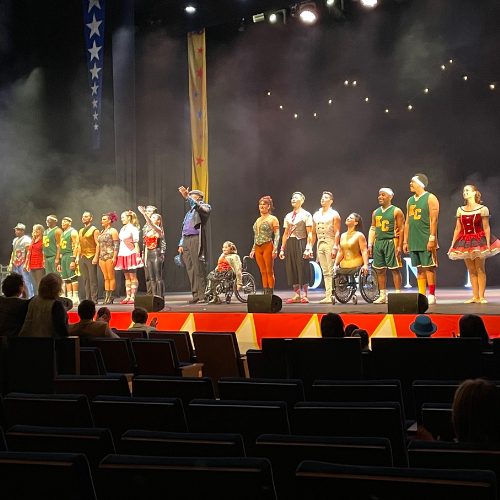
351, 328, 370, 350
19, 273, 68, 338
0, 273, 30, 337
320, 313, 344, 338
96, 306, 111, 323
452, 378, 500, 445
344, 323, 359, 337
69, 300, 118, 338
459, 314, 492, 351
409, 315, 437, 337
129, 307, 158, 334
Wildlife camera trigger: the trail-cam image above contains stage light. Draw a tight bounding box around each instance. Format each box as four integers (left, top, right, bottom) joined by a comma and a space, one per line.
360, 0, 378, 8
352, 80, 357, 86
424, 87, 429, 93
299, 3, 318, 24
440, 65, 446, 70
328, 99, 332, 104
344, 80, 349, 85
326, 0, 335, 5
185, 5, 196, 14
463, 75, 468, 81
267, 91, 271, 95
269, 13, 278, 23
313, 112, 317, 117
365, 97, 369, 102
490, 84, 496, 90
268, 9, 287, 25
385, 108, 389, 113
407, 104, 413, 110
294, 113, 299, 118
252, 13, 265, 23
449, 59, 453, 63
279, 105, 283, 109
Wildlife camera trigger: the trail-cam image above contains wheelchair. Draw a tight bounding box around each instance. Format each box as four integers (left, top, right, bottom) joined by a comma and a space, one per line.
332, 262, 380, 304
204, 256, 257, 304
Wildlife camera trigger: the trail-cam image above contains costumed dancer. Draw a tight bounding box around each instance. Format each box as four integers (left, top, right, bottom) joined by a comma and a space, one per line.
335, 213, 369, 273
25, 224, 46, 295
115, 210, 143, 304
206, 241, 242, 305
138, 206, 165, 297
77, 211, 99, 303
368, 188, 405, 304
448, 185, 500, 303
58, 217, 79, 306
9, 223, 34, 298
43, 215, 62, 274
249, 196, 280, 295
178, 186, 212, 304
403, 174, 439, 304
279, 192, 313, 303
311, 191, 341, 303
141, 205, 156, 295
96, 213, 119, 304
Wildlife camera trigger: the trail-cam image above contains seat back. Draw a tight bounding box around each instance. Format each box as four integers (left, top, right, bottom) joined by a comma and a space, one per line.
149, 331, 194, 363
87, 338, 136, 374
262, 338, 292, 379
121, 430, 245, 458
412, 380, 461, 425
80, 347, 107, 375
421, 403, 455, 441
131, 339, 179, 376
293, 402, 407, 467
116, 330, 147, 340
246, 349, 264, 378
54, 375, 131, 401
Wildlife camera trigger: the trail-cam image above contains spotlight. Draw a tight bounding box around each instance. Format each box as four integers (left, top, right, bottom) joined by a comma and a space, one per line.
360, 0, 378, 8
252, 13, 265, 23
489, 84, 496, 90
185, 5, 196, 14
298, 3, 318, 24
269, 13, 277, 23
463, 75, 468, 81
268, 9, 287, 24
326, 0, 335, 5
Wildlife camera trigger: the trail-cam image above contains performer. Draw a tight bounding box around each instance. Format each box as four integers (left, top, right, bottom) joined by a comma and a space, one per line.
77, 211, 99, 303
448, 185, 500, 303
279, 192, 313, 303
96, 213, 119, 304
115, 210, 143, 304
9, 223, 34, 298
335, 213, 369, 273
178, 187, 212, 304
368, 188, 405, 304
403, 174, 439, 305
138, 206, 165, 297
43, 215, 62, 274
25, 224, 46, 295
57, 217, 79, 306
206, 241, 242, 305
311, 191, 341, 303
249, 196, 280, 295
141, 206, 157, 295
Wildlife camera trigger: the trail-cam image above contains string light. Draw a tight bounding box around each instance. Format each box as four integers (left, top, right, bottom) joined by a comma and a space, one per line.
352, 80, 357, 86
267, 91, 271, 95
489, 84, 496, 90
313, 112, 317, 117
365, 97, 369, 102
385, 108, 389, 113
441, 65, 446, 70
449, 59, 453, 64
294, 113, 298, 118
463, 75, 468, 81
279, 105, 283, 109
407, 104, 413, 111
344, 80, 349, 85
328, 99, 332, 104
423, 87, 429, 93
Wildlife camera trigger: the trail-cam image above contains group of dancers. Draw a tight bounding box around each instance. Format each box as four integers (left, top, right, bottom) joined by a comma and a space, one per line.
8, 173, 500, 307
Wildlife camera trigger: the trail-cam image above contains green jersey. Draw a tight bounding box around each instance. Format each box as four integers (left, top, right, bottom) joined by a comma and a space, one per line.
408, 192, 430, 251
43, 227, 59, 258
60, 229, 75, 257
374, 205, 397, 241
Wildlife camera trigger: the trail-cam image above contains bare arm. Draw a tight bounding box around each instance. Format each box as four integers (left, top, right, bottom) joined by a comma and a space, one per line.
110, 228, 119, 265
403, 200, 410, 254
368, 210, 377, 256
310, 221, 317, 247
332, 213, 341, 258
304, 225, 313, 258
358, 233, 369, 273
279, 226, 289, 260
55, 228, 63, 263
427, 194, 440, 251
92, 230, 100, 264
138, 206, 164, 237
395, 208, 405, 254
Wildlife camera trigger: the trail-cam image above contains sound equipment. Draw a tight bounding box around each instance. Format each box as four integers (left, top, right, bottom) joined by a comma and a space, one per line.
387, 293, 428, 314
135, 294, 165, 312
247, 294, 282, 314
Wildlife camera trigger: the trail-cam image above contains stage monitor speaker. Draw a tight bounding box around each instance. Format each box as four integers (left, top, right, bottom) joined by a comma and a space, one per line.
247, 294, 282, 314
135, 294, 165, 312
387, 293, 428, 314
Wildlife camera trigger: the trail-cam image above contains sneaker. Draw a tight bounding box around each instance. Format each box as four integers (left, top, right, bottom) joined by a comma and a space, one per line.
285, 296, 301, 304
427, 294, 436, 305
373, 296, 387, 304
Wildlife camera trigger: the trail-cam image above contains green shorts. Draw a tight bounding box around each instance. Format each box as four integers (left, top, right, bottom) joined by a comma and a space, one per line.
410, 249, 438, 268
44, 255, 57, 274
61, 254, 77, 281
372, 239, 401, 269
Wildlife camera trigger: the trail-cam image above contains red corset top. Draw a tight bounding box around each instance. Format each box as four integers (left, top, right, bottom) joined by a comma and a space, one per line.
459, 213, 485, 241
144, 235, 159, 250
217, 256, 231, 272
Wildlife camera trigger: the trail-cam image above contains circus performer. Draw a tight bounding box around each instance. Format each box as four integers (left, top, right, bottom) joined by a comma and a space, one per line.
448, 185, 500, 303
96, 213, 119, 304
25, 224, 46, 295
43, 215, 62, 274
77, 211, 99, 303
335, 213, 369, 273
57, 217, 79, 306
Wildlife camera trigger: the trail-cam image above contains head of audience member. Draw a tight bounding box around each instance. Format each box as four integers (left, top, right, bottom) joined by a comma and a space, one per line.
97, 307, 111, 323
409, 314, 437, 337
459, 314, 491, 350
351, 329, 370, 350
38, 273, 63, 300
344, 323, 359, 337
2, 273, 25, 298
452, 378, 500, 445
132, 307, 148, 325
320, 313, 345, 338
78, 300, 96, 321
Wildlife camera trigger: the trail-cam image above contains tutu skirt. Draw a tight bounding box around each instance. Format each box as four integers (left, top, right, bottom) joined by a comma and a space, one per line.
448, 233, 500, 260
115, 253, 144, 270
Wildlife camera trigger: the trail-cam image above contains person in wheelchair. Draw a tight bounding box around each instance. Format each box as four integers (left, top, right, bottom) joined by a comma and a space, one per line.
206, 241, 242, 305
334, 213, 369, 274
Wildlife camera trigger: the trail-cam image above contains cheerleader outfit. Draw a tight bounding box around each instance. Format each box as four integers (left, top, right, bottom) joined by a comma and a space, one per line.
448, 206, 500, 260
115, 223, 144, 270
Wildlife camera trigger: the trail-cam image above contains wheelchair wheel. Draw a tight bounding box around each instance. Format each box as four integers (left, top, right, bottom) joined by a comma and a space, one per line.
333, 274, 356, 304
359, 266, 380, 303
234, 272, 256, 303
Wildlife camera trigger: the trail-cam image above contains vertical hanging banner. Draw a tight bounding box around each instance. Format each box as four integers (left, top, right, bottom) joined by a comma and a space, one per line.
188, 30, 209, 201
83, 0, 105, 149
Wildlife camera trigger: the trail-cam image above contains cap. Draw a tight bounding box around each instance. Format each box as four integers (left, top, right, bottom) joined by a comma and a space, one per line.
14, 223, 26, 230
189, 190, 204, 199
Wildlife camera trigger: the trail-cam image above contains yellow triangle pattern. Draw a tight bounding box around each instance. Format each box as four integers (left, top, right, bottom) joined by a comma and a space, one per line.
371, 314, 397, 338
236, 314, 259, 351
299, 314, 321, 338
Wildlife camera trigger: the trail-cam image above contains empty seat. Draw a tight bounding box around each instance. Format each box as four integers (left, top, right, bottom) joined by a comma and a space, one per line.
0, 428, 6, 452
149, 331, 195, 363
293, 401, 408, 467
121, 430, 245, 457
86, 338, 137, 376
421, 403, 455, 441
246, 349, 264, 378
4, 393, 94, 428
412, 380, 462, 425
54, 375, 131, 401
80, 347, 107, 375
97, 455, 276, 500
188, 399, 290, 456
256, 435, 393, 499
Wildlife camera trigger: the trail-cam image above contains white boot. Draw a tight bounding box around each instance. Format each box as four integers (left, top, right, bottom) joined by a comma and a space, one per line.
71, 290, 79, 306
319, 275, 333, 304
373, 289, 387, 304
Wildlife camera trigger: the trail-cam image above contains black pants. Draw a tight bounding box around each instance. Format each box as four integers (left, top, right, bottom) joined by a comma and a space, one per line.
79, 255, 98, 303
146, 248, 164, 297
285, 237, 310, 286
182, 235, 207, 300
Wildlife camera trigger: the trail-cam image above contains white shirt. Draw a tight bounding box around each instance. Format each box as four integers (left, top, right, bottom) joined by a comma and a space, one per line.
313, 207, 339, 243
284, 208, 313, 240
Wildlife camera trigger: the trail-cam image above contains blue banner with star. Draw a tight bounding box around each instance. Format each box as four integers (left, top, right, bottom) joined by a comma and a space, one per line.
83, 0, 105, 149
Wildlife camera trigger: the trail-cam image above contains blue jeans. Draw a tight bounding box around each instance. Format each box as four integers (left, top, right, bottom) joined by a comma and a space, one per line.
12, 264, 34, 298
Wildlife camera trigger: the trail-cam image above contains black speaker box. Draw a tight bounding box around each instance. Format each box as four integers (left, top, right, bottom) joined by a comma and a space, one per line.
387, 292, 428, 314
135, 294, 165, 312
247, 294, 282, 313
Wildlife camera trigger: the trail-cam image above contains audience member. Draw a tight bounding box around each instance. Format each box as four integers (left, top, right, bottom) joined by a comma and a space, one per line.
351, 328, 370, 350
409, 315, 437, 337
97, 306, 111, 323
129, 307, 158, 334
0, 273, 29, 337
452, 378, 500, 445
19, 273, 68, 338
344, 323, 359, 337
69, 300, 118, 338
320, 313, 345, 338
459, 314, 492, 351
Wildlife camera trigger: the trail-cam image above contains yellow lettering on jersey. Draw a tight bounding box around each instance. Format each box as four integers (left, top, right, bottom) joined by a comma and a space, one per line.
381, 220, 389, 232
43, 236, 50, 247
376, 216, 382, 227
409, 205, 415, 216
413, 208, 421, 220
60, 239, 67, 250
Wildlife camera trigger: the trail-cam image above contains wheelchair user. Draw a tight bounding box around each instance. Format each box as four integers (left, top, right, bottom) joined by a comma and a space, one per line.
206, 241, 242, 305
334, 213, 369, 274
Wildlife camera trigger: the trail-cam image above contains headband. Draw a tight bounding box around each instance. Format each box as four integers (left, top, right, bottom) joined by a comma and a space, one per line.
47, 216, 57, 221
62, 217, 72, 222
379, 188, 394, 196
412, 176, 426, 188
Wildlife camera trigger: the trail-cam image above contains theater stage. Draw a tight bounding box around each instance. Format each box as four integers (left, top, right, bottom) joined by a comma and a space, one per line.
68, 288, 500, 353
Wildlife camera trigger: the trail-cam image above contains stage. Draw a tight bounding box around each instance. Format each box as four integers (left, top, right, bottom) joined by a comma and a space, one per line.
68, 288, 500, 353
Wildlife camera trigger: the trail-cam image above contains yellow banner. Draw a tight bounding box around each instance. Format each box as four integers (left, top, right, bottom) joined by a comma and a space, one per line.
188, 30, 208, 201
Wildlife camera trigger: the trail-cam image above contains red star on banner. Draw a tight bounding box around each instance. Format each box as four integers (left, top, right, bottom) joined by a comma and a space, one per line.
196, 68, 203, 78
198, 47, 204, 54
195, 156, 205, 166
198, 134, 203, 140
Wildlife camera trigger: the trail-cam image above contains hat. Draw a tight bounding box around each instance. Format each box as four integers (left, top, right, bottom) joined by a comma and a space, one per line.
189, 189, 204, 199
410, 314, 437, 337
174, 254, 184, 268
14, 223, 26, 230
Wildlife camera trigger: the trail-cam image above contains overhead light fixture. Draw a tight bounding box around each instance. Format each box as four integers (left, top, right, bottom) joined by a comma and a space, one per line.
360, 0, 378, 7
185, 5, 196, 14
252, 13, 265, 23
326, 0, 335, 5
299, 2, 318, 24
268, 9, 287, 24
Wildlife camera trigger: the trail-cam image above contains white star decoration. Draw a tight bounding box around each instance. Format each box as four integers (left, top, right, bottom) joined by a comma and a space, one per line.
93, 123, 99, 130
92, 99, 98, 108
93, 112, 98, 120
88, 0, 101, 13
91, 83, 99, 95
88, 40, 102, 61
89, 63, 101, 80
86, 14, 102, 38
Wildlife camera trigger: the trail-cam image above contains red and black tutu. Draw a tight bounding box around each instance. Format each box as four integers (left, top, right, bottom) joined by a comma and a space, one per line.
448, 233, 500, 260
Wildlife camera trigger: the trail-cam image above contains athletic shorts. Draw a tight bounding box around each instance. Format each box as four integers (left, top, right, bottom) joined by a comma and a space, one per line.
61, 254, 78, 281
372, 239, 402, 269
410, 249, 438, 268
